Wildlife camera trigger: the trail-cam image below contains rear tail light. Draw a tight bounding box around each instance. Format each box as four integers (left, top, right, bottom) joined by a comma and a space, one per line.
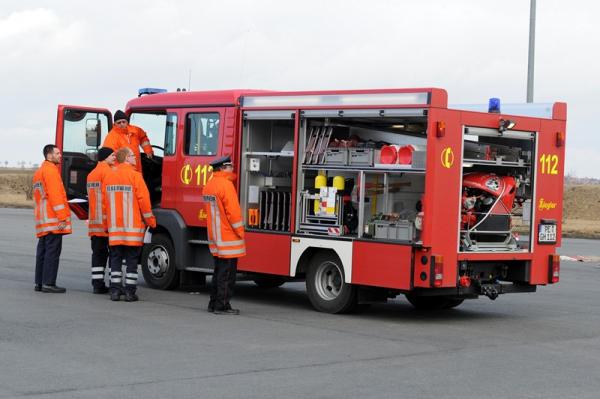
549, 254, 560, 283
459, 275, 471, 287
432, 255, 444, 287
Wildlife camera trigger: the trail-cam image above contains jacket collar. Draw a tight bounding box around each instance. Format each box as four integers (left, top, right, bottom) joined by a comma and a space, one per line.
212, 170, 236, 181
116, 162, 135, 171
43, 160, 59, 169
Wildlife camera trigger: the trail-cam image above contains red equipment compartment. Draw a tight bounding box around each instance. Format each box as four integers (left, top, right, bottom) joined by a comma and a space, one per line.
237, 232, 291, 276
351, 241, 412, 290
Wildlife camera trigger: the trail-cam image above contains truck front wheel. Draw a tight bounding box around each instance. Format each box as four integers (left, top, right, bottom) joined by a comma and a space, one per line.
306, 251, 357, 313
141, 233, 180, 290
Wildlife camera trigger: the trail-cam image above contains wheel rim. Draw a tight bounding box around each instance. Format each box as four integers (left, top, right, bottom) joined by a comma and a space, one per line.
314, 261, 343, 301
147, 245, 170, 278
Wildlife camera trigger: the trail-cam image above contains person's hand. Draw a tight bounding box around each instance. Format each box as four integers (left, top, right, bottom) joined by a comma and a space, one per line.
58, 221, 67, 230
147, 153, 153, 159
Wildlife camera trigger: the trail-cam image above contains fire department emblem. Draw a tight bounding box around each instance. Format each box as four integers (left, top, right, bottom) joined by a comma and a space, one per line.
441, 147, 454, 168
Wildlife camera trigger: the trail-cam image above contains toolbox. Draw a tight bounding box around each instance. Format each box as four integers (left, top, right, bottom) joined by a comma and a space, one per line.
323, 148, 349, 165
369, 220, 414, 241
348, 148, 375, 166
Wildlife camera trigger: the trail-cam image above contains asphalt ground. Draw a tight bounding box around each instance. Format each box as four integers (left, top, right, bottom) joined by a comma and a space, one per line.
1, 208, 599, 399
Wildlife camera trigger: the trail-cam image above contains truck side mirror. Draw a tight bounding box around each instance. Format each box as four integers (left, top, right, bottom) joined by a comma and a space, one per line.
85, 119, 101, 147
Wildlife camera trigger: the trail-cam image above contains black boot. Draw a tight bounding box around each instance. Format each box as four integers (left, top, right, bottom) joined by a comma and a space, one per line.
124, 290, 138, 302
41, 284, 66, 293
110, 287, 121, 301
213, 304, 240, 315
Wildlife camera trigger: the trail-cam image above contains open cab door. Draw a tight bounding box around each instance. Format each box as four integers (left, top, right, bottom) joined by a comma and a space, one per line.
55, 105, 112, 220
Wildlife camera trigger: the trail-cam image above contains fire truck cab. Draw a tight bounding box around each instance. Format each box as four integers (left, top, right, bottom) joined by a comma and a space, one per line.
56, 87, 566, 313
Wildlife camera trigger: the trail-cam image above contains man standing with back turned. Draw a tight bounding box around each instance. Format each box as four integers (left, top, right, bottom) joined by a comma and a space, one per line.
103, 147, 156, 302
202, 155, 245, 315
32, 144, 72, 293
87, 147, 116, 294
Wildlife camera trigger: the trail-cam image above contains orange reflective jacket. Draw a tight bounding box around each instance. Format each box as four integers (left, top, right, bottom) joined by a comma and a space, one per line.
102, 124, 152, 172
32, 161, 72, 238
102, 163, 156, 246
202, 171, 245, 258
86, 161, 113, 237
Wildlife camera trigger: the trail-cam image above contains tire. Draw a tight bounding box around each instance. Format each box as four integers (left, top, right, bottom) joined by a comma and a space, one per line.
140, 233, 180, 290
405, 294, 464, 310
252, 275, 286, 289
306, 251, 357, 314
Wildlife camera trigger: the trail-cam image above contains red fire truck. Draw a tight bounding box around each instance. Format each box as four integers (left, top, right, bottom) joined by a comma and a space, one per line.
56, 87, 566, 313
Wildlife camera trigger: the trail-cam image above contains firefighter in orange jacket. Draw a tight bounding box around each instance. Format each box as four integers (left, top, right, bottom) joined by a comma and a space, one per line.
32, 144, 72, 293
102, 147, 156, 302
202, 155, 245, 315
102, 110, 153, 172
86, 147, 116, 294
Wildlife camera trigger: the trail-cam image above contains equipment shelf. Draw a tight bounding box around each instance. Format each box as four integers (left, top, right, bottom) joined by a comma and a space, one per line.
462, 158, 530, 168
244, 151, 294, 157
302, 165, 426, 174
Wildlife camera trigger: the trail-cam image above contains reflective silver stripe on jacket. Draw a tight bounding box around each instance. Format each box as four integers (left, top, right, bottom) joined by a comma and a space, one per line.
215, 248, 245, 256
36, 225, 61, 233
108, 236, 143, 242
107, 185, 133, 229
53, 204, 65, 211
143, 212, 153, 218
36, 217, 58, 226
108, 227, 146, 233
141, 141, 150, 147
87, 182, 103, 224
231, 221, 243, 229
205, 194, 245, 249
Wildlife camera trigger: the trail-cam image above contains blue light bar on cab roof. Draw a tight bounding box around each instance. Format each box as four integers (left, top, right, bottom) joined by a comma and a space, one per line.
488, 98, 501, 113
138, 88, 168, 97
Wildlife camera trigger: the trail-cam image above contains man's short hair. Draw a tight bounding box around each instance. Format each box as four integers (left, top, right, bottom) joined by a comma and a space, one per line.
43, 144, 57, 159
115, 147, 132, 164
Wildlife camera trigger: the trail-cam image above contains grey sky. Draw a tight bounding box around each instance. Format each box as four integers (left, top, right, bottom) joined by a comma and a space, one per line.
1, 0, 598, 177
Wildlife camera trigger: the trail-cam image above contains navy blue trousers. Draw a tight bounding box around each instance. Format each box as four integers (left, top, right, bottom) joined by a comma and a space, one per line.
91, 236, 109, 287
210, 257, 237, 310
35, 234, 63, 286
109, 245, 140, 292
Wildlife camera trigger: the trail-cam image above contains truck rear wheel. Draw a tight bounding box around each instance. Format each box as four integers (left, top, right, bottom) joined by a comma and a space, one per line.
306, 251, 357, 313
141, 233, 180, 290
405, 294, 464, 310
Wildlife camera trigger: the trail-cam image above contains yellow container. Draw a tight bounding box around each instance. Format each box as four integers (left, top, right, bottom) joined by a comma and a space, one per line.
315, 174, 327, 188
314, 174, 327, 214
333, 175, 345, 191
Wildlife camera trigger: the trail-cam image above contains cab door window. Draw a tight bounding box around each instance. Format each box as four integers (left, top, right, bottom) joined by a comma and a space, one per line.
63, 110, 110, 158
185, 113, 220, 155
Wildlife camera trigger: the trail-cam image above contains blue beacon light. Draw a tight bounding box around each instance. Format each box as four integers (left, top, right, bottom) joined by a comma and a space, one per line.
488, 98, 501, 113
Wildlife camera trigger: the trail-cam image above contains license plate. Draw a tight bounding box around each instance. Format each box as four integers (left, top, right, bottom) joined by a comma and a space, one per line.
538, 224, 557, 243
